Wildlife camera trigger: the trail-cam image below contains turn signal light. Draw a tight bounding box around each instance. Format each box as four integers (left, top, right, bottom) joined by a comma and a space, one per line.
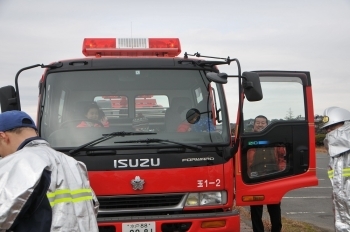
201, 220, 226, 228
242, 195, 265, 202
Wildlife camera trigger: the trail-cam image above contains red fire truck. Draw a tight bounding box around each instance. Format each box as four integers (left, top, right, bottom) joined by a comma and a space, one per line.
0, 38, 318, 232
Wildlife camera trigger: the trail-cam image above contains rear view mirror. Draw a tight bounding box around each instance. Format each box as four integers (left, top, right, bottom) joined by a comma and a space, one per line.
0, 85, 19, 112
206, 72, 228, 84
242, 72, 263, 101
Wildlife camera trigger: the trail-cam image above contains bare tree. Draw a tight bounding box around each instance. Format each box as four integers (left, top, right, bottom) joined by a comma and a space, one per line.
285, 108, 294, 120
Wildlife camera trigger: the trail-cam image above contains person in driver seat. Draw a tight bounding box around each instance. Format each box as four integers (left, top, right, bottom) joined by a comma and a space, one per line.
77, 102, 109, 128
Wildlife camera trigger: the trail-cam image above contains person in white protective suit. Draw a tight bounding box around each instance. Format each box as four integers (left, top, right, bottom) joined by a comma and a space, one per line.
321, 106, 350, 232
0, 110, 99, 232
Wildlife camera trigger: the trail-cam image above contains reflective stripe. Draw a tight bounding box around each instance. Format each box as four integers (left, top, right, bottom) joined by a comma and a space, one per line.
343, 167, 350, 177
328, 170, 334, 179
327, 168, 350, 178
47, 188, 93, 207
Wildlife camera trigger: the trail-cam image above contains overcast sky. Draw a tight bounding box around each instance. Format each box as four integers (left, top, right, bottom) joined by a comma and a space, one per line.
1, 0, 349, 122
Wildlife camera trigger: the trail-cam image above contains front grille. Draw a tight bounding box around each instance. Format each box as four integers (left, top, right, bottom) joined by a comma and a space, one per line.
97, 208, 225, 218
98, 194, 185, 210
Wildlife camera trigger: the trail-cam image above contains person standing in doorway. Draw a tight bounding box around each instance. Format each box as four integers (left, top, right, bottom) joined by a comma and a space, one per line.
248, 115, 286, 232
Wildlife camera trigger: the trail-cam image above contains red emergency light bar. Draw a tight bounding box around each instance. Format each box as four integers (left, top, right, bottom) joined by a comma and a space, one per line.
82, 38, 181, 57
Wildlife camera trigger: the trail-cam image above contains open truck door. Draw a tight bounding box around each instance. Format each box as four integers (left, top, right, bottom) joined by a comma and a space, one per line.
235, 71, 318, 206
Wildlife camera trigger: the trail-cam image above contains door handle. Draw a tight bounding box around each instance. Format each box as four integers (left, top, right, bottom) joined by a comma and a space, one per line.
296, 145, 309, 167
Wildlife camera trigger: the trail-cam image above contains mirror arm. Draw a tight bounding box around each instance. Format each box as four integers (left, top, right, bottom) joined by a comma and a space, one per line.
15, 64, 43, 110
14, 63, 62, 110
227, 58, 241, 77
231, 67, 244, 157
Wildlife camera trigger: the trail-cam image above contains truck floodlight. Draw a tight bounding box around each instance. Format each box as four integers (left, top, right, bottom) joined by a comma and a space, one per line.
82, 38, 181, 57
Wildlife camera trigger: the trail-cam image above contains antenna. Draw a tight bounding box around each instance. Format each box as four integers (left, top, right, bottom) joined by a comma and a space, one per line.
131, 21, 133, 48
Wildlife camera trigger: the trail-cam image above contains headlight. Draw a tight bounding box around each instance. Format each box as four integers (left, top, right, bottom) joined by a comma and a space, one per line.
185, 193, 199, 206
185, 191, 227, 206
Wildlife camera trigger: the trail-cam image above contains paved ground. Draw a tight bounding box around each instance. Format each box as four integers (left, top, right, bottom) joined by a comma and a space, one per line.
240, 220, 252, 231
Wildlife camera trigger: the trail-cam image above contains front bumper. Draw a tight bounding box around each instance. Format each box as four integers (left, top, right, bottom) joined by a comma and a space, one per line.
98, 210, 240, 232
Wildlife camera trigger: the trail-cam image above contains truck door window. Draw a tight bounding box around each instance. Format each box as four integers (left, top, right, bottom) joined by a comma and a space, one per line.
243, 78, 305, 132
242, 76, 305, 182
247, 146, 287, 178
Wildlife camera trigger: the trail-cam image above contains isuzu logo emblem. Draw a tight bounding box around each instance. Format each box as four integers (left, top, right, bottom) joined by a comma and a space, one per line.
131, 176, 145, 190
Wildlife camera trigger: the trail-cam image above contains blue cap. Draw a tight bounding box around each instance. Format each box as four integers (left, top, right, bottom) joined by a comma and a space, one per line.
0, 110, 37, 132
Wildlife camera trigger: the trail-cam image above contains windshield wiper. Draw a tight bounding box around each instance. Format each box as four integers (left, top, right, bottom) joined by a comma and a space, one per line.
114, 138, 202, 152
69, 131, 157, 156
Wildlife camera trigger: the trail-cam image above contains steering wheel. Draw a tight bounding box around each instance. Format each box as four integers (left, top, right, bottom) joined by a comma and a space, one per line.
60, 119, 104, 128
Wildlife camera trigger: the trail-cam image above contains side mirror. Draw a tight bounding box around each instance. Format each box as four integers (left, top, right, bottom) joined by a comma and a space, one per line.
242, 72, 263, 101
206, 72, 228, 84
186, 108, 201, 124
0, 85, 19, 112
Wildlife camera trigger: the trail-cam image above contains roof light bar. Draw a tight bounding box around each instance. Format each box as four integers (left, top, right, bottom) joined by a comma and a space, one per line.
82, 38, 181, 57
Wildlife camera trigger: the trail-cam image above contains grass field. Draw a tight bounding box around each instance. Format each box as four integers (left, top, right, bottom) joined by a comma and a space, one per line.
316, 146, 327, 153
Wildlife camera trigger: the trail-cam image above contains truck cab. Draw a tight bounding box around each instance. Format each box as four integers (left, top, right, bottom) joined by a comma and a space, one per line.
0, 38, 318, 232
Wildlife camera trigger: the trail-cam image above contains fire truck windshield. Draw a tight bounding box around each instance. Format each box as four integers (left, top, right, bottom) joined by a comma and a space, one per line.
40, 69, 230, 148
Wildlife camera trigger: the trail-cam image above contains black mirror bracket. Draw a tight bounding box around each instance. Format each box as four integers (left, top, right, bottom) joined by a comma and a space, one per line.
14, 63, 63, 110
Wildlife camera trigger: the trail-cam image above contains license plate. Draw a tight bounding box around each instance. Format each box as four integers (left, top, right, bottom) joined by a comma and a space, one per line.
122, 221, 156, 232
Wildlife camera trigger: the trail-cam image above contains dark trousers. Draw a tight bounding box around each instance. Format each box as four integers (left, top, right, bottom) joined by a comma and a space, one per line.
250, 203, 282, 232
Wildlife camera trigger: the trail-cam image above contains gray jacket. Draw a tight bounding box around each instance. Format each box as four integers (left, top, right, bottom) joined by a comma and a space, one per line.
324, 122, 350, 232
0, 139, 99, 232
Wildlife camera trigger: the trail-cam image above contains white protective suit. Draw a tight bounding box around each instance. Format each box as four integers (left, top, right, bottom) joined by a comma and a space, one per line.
0, 139, 99, 232
324, 121, 350, 232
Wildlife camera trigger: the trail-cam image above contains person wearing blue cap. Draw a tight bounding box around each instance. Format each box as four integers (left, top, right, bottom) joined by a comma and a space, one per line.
0, 110, 99, 232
